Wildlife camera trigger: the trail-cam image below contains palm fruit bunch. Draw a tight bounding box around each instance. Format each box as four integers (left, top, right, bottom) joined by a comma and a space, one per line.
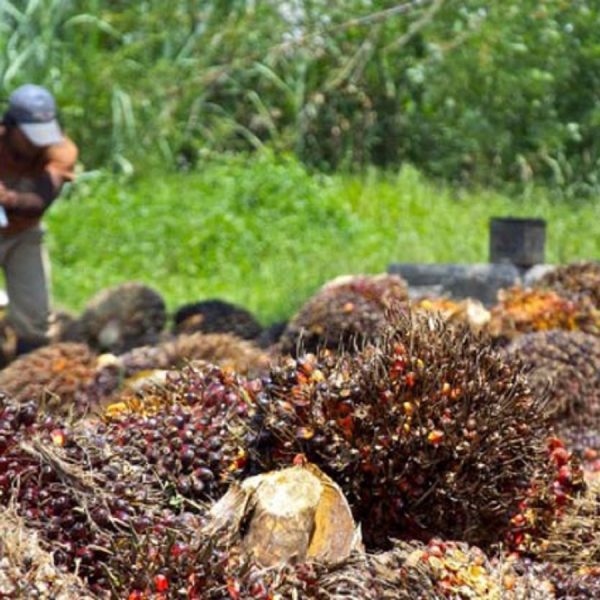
78, 281, 167, 353
278, 273, 409, 356
502, 331, 600, 437
535, 261, 600, 309
48, 308, 86, 344
488, 287, 600, 341
173, 298, 263, 340
0, 343, 98, 416
256, 319, 287, 349
0, 398, 181, 595
250, 311, 561, 549
80, 332, 270, 410
0, 507, 94, 599
506, 558, 600, 599
536, 476, 600, 569
90, 364, 254, 503
504, 436, 586, 556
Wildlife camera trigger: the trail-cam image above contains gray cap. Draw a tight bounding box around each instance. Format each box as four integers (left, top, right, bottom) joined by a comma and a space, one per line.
6, 84, 64, 146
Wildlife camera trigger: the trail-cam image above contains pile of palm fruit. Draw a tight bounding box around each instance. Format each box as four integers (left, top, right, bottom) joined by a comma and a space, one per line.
0, 266, 598, 599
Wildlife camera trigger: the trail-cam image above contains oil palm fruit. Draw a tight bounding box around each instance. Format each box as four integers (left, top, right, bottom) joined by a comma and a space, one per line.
535, 261, 600, 309
173, 299, 263, 340
0, 343, 98, 415
488, 287, 600, 341
278, 273, 409, 356
251, 311, 563, 549
78, 281, 166, 353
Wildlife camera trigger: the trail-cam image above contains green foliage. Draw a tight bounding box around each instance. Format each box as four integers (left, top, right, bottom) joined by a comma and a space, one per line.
46, 154, 600, 322
1, 1, 600, 193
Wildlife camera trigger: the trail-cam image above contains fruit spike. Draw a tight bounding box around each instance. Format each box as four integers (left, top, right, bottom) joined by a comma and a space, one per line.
250, 310, 567, 549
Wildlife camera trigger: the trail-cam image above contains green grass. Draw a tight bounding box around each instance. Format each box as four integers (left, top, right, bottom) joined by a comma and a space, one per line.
45, 152, 600, 325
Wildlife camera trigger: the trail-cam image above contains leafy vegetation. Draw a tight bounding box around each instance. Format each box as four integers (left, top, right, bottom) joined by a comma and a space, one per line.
47, 153, 600, 323
1, 1, 600, 193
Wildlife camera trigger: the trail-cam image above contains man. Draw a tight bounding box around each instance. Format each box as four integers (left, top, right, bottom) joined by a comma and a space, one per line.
0, 84, 78, 355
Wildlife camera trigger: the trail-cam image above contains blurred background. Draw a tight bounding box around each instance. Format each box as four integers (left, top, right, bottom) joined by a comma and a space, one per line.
1, 0, 599, 322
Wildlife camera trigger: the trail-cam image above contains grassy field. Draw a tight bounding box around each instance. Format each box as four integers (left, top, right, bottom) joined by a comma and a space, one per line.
45, 152, 600, 325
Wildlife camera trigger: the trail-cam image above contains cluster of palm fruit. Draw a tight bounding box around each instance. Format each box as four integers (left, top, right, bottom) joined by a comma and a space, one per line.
0, 342, 98, 415
277, 273, 409, 356
0, 507, 93, 599
502, 331, 600, 438
488, 287, 600, 341
248, 311, 580, 549
173, 299, 263, 341
78, 331, 270, 410
534, 261, 600, 309
0, 398, 177, 595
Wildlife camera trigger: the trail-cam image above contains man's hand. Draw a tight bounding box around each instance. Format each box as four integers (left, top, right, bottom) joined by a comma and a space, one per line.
0, 182, 14, 207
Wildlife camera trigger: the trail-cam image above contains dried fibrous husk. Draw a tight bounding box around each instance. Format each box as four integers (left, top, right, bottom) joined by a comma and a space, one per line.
173, 299, 263, 340
488, 287, 600, 341
414, 296, 491, 334
535, 261, 600, 309
278, 273, 409, 356
0, 343, 98, 415
251, 311, 555, 549
78, 281, 166, 353
0, 507, 95, 599
502, 330, 600, 432
206, 463, 362, 567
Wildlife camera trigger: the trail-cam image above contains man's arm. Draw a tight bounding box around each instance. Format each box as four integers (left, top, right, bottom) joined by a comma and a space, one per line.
0, 173, 60, 217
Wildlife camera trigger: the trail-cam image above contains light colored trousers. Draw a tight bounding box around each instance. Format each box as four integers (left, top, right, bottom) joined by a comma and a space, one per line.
0, 225, 51, 345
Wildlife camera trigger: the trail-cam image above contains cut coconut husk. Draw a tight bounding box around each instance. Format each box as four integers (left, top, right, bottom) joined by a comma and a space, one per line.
488, 287, 600, 341
173, 299, 263, 340
0, 342, 98, 415
0, 507, 95, 599
206, 463, 362, 567
78, 281, 166, 353
278, 273, 409, 356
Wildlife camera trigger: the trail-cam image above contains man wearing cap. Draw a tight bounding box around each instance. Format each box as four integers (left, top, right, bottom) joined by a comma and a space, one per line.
0, 84, 78, 355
